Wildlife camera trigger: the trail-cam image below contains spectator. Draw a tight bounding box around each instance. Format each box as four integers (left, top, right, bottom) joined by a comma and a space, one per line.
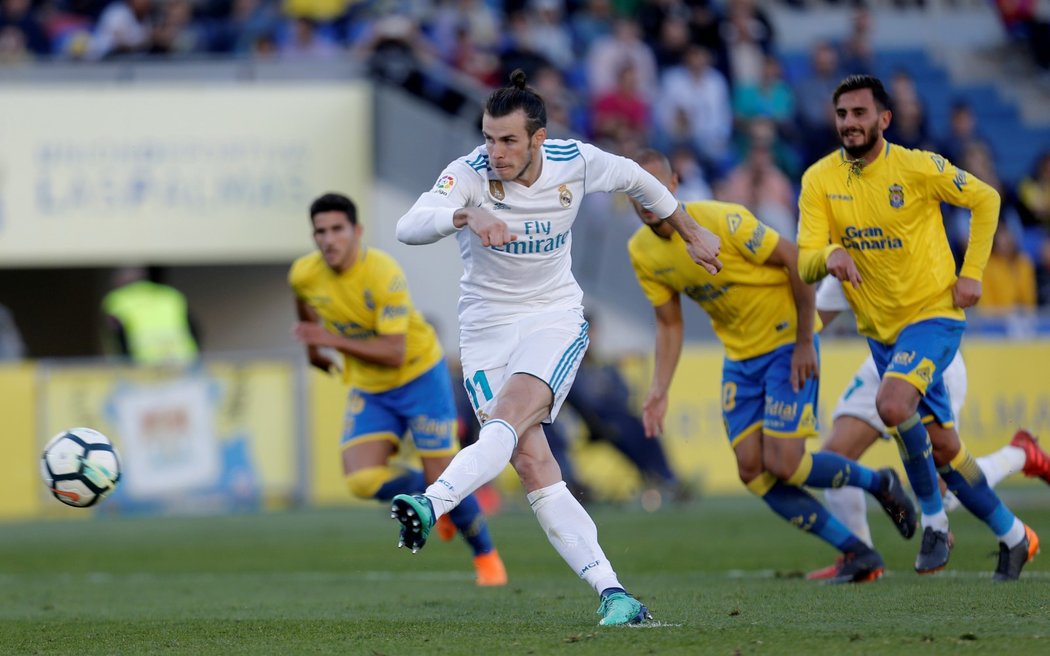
522, 0, 573, 73
570, 0, 613, 59
532, 63, 583, 136
102, 266, 200, 366
669, 146, 713, 201
278, 17, 340, 59
636, 0, 680, 45
206, 0, 280, 55
636, 0, 690, 70
1018, 150, 1050, 231
718, 0, 774, 86
150, 0, 202, 55
993, 0, 1050, 72
447, 21, 500, 86
88, 0, 153, 60
732, 54, 796, 138
0, 0, 51, 58
282, 0, 352, 23
685, 0, 725, 64
936, 99, 992, 167
426, 0, 500, 61
716, 117, 797, 237
793, 41, 842, 167
838, 6, 874, 76
1017, 150, 1050, 303
355, 10, 468, 115
944, 141, 1024, 270
884, 70, 933, 151
497, 9, 554, 82
978, 222, 1038, 319
591, 60, 651, 154
585, 17, 658, 100
654, 44, 732, 173
650, 12, 691, 71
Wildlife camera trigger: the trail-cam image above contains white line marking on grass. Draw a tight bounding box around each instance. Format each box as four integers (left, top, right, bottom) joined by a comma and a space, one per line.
628, 621, 683, 628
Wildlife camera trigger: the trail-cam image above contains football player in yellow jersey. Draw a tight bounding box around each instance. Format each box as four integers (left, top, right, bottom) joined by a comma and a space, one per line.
797, 75, 1038, 580
289, 193, 506, 586
627, 150, 917, 584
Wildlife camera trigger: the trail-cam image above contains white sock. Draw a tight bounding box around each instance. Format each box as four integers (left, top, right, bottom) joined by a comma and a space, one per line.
942, 490, 961, 513
424, 420, 517, 518
977, 446, 1026, 489
824, 486, 873, 547
922, 510, 950, 533
528, 481, 622, 594
1001, 517, 1027, 548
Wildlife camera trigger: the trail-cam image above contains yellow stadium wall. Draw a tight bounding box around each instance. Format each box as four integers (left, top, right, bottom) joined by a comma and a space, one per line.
307, 368, 358, 506
4, 340, 1047, 520
0, 364, 40, 519
577, 339, 1050, 499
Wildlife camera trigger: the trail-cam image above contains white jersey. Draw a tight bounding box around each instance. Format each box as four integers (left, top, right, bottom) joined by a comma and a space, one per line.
396, 139, 679, 330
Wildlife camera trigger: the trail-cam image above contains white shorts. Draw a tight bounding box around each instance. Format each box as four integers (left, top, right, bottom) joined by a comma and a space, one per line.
459, 309, 589, 425
832, 350, 968, 437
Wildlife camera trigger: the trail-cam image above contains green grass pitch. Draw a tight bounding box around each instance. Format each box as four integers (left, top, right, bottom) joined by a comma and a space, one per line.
1, 491, 1047, 655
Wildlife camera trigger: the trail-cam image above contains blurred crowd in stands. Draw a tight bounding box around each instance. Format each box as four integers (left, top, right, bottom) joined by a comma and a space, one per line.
2, 0, 1050, 319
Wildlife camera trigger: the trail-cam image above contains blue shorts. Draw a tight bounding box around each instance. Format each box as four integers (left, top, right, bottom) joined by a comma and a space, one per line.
866, 318, 965, 427
722, 340, 821, 445
342, 360, 458, 456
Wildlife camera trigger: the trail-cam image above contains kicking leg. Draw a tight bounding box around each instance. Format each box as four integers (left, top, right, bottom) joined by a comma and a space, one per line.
421, 454, 506, 586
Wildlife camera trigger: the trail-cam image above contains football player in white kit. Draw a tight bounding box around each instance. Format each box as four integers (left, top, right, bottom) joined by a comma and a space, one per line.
808, 276, 1050, 578
391, 70, 722, 625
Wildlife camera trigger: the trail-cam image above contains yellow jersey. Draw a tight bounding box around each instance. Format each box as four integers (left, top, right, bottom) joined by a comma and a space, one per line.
798, 142, 1000, 343
289, 247, 443, 393
629, 201, 817, 360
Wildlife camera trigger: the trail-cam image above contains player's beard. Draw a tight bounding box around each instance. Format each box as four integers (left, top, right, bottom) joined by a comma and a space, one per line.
508, 150, 534, 183
841, 124, 879, 159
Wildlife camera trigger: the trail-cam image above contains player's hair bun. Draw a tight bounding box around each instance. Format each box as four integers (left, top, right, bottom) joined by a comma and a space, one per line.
509, 69, 528, 90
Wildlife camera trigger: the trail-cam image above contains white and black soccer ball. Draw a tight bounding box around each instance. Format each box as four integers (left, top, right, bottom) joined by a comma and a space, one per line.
40, 428, 122, 508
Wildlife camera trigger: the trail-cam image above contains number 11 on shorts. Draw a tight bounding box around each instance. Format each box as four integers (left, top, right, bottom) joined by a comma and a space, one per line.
465, 370, 493, 410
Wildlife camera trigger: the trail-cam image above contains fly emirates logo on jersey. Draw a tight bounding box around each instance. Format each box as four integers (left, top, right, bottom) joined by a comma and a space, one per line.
489, 219, 570, 255
841, 225, 903, 252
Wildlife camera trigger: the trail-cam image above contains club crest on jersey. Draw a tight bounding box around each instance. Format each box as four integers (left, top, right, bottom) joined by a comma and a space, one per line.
433, 174, 456, 196
489, 180, 505, 200
558, 184, 573, 208
888, 184, 904, 209
364, 290, 375, 310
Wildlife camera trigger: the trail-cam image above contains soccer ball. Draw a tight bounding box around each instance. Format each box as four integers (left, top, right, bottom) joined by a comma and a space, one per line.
40, 428, 122, 508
